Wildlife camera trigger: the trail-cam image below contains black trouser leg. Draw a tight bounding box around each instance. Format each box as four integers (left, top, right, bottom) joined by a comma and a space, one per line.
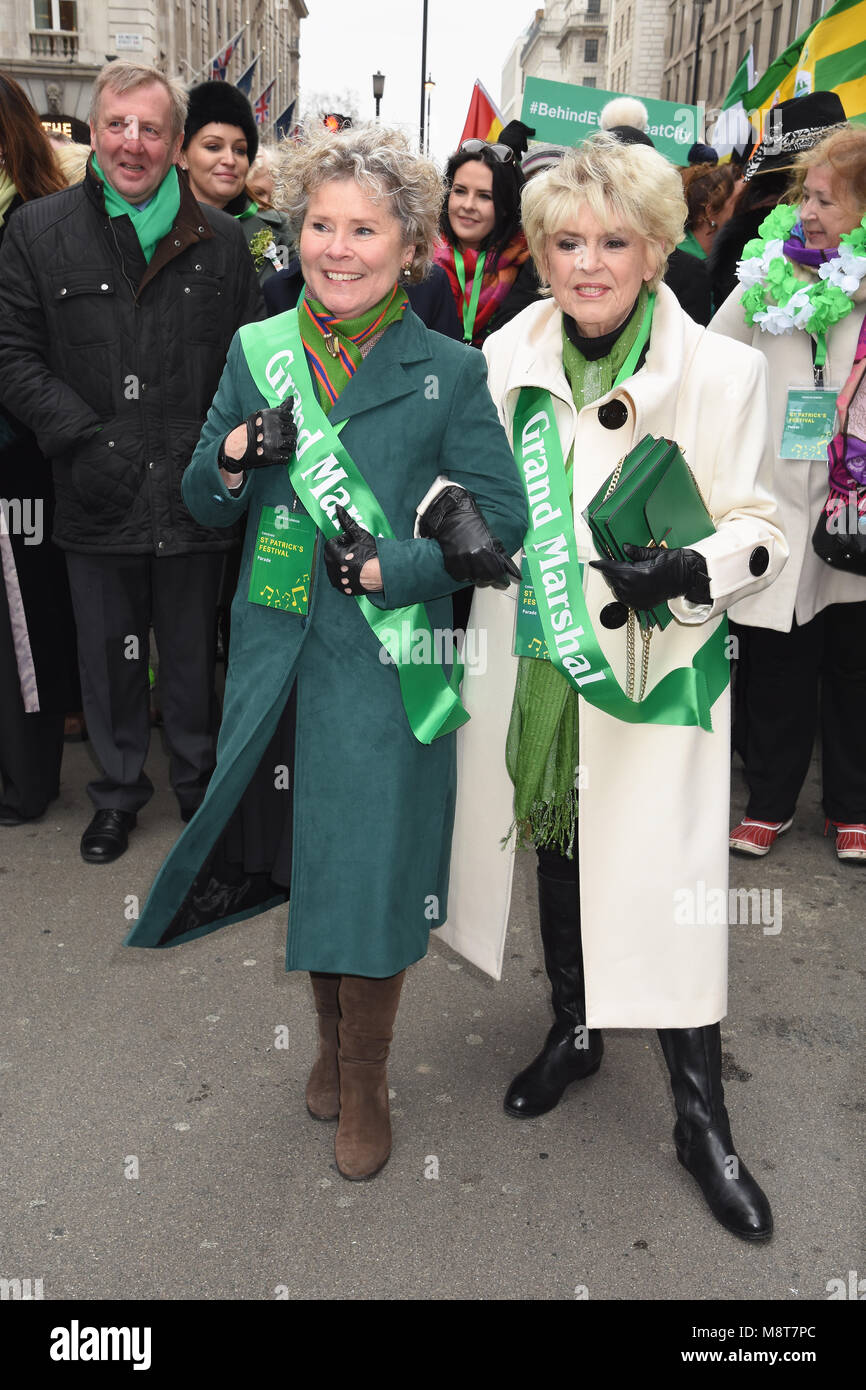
0, 583, 65, 818
657, 1024, 772, 1241
820, 601, 866, 823
151, 553, 223, 816
65, 552, 153, 814
740, 618, 821, 822
504, 844, 603, 1118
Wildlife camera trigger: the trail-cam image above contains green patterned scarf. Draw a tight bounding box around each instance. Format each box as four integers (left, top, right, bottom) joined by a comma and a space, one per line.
506, 287, 649, 855
91, 155, 180, 264
298, 284, 410, 412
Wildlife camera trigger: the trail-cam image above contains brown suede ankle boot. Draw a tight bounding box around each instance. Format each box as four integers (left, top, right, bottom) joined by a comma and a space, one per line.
306, 972, 341, 1120
335, 970, 405, 1180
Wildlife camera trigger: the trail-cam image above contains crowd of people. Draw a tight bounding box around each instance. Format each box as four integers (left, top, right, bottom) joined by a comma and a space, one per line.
2, 62, 865, 1237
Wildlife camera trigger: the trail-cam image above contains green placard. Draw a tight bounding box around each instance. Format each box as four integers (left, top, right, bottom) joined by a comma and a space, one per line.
780, 387, 838, 460
248, 506, 316, 613
520, 76, 701, 167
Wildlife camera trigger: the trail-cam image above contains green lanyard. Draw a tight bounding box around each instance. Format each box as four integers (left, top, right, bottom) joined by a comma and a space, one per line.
454, 247, 487, 344
613, 292, 655, 387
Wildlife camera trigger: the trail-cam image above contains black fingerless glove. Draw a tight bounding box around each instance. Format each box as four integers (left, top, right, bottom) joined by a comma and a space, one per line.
324, 504, 378, 596
589, 544, 711, 611
217, 397, 298, 472
418, 485, 521, 590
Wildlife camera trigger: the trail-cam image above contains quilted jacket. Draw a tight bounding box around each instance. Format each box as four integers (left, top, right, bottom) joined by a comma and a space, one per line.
0, 163, 263, 554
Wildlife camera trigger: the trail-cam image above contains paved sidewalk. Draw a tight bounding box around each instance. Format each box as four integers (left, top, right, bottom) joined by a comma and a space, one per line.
1, 736, 863, 1301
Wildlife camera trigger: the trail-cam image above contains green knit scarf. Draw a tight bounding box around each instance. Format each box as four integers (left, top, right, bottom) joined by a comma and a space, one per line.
505, 286, 649, 856
91, 155, 180, 264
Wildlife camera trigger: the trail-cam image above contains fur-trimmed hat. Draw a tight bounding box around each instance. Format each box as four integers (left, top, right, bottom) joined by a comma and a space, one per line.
184, 81, 258, 163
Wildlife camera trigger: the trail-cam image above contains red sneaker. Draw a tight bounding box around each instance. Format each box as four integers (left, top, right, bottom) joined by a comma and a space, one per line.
729, 817, 793, 856
825, 820, 866, 861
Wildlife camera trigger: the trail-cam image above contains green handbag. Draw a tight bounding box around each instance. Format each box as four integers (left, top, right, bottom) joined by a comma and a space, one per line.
583, 433, 715, 633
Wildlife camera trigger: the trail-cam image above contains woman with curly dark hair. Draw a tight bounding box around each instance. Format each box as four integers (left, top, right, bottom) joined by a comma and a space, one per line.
434, 140, 541, 347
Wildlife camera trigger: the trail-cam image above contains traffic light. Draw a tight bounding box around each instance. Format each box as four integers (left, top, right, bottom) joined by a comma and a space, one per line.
322, 113, 352, 131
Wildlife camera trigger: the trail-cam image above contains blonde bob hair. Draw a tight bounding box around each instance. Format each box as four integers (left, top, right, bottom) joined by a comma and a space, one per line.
273, 123, 444, 282
522, 132, 687, 293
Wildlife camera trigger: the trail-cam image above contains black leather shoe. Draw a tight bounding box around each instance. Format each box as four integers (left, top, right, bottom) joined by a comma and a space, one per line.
0, 805, 34, 826
658, 1025, 773, 1242
504, 1020, 603, 1117
80, 809, 137, 864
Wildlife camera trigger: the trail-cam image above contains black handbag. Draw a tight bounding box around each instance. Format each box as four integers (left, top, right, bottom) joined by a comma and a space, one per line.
811, 489, 866, 576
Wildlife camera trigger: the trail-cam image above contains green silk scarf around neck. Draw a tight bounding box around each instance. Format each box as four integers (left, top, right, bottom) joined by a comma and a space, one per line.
91, 156, 180, 264
506, 286, 649, 856
298, 283, 410, 412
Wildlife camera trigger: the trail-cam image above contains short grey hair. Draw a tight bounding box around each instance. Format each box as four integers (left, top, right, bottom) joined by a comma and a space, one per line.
522, 132, 686, 293
89, 63, 188, 142
273, 123, 444, 282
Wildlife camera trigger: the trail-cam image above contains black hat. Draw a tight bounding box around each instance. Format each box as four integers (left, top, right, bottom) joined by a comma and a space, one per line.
688, 142, 718, 165
184, 81, 258, 163
608, 125, 655, 149
743, 90, 846, 181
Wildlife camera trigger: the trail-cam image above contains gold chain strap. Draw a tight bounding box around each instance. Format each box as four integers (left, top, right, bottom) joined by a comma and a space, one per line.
625, 611, 652, 702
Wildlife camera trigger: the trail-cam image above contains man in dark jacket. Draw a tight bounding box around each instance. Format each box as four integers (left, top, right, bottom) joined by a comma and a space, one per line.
0, 62, 263, 863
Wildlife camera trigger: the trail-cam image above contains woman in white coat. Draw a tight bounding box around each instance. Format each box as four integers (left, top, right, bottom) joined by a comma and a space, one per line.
710, 125, 866, 862
446, 133, 787, 1240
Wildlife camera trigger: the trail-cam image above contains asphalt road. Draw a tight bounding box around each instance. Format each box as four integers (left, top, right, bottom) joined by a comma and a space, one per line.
1, 732, 863, 1305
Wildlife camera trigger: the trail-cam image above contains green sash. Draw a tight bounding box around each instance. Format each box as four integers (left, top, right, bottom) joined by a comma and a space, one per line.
238, 310, 469, 745
512, 387, 730, 731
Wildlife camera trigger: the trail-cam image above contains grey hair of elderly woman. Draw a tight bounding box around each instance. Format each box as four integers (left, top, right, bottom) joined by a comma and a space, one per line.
273, 124, 444, 283
521, 131, 687, 293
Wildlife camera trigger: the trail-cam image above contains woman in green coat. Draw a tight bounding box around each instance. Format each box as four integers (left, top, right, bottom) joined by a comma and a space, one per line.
125, 124, 527, 1181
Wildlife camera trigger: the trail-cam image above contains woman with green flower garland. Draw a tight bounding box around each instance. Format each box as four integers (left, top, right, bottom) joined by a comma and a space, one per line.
711, 125, 866, 862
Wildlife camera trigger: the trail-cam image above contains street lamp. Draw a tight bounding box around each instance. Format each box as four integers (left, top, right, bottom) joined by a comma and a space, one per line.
424, 73, 435, 156
690, 0, 711, 108
372, 71, 385, 119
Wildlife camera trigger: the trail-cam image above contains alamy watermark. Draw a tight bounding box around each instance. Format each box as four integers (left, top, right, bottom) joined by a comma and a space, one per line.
0, 498, 43, 546
673, 881, 782, 935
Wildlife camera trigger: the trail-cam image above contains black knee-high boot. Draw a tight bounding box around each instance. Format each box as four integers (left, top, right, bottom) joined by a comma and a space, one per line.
657, 1024, 773, 1241
504, 852, 603, 1118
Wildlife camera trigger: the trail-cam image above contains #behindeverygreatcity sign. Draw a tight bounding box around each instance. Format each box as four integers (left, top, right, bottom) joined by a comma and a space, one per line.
521, 76, 701, 167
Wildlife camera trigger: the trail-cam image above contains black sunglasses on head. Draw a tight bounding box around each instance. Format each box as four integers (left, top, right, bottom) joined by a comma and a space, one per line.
459, 138, 514, 164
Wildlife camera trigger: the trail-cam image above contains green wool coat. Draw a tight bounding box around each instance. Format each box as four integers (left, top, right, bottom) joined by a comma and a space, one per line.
124, 308, 527, 976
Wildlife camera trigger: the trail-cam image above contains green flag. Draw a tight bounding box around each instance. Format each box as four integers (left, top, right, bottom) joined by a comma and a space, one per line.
722, 46, 755, 109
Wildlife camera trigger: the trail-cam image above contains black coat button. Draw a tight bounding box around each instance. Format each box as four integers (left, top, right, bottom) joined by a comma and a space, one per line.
749, 545, 769, 576
598, 399, 628, 429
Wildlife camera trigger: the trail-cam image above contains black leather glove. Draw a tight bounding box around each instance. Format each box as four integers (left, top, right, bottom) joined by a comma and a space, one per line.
418, 485, 521, 589
324, 503, 378, 596
590, 543, 711, 610
499, 120, 536, 158
217, 398, 297, 472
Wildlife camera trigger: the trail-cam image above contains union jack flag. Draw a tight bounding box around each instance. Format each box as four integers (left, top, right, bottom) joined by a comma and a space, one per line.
254, 80, 276, 127
210, 27, 244, 81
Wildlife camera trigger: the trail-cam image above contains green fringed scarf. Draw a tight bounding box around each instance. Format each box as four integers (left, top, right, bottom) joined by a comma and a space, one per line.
506, 287, 649, 856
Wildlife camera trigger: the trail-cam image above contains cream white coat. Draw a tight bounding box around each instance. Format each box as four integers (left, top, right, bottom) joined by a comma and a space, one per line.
440, 286, 788, 1027
709, 277, 866, 630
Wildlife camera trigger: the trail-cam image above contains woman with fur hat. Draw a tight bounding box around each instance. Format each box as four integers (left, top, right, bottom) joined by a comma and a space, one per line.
182, 81, 292, 282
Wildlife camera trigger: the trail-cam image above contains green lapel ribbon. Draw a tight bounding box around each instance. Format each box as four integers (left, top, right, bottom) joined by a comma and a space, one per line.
454, 248, 487, 343
91, 156, 180, 264
238, 310, 470, 745
512, 380, 729, 732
